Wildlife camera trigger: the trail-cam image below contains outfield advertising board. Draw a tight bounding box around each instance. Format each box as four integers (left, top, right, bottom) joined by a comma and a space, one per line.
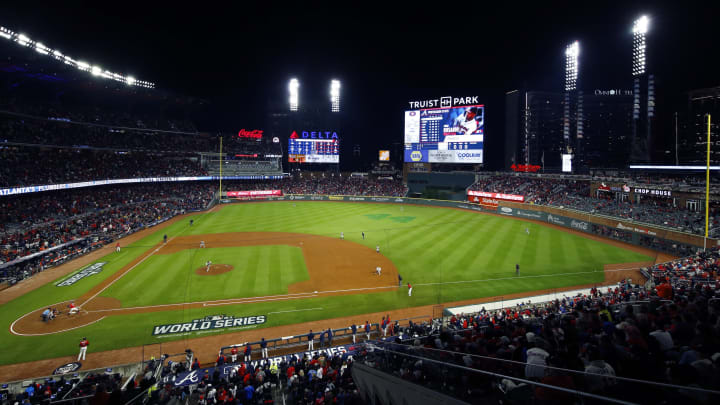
227, 190, 282, 198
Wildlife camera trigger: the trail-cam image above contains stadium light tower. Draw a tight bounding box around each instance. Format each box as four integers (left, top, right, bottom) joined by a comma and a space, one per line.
330, 79, 341, 112
632, 16, 649, 76
564, 41, 579, 91
289, 78, 299, 112
630, 15, 652, 163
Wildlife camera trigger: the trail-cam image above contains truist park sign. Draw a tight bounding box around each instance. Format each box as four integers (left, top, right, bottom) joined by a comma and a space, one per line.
408, 96, 481, 109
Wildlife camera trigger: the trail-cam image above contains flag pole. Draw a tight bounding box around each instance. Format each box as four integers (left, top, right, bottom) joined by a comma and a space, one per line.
705, 114, 711, 251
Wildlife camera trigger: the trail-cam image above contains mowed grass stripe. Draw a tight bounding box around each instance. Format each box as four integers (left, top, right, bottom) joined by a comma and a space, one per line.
485, 220, 524, 274
268, 245, 283, 294
442, 216, 496, 277
548, 227, 568, 268
471, 218, 518, 275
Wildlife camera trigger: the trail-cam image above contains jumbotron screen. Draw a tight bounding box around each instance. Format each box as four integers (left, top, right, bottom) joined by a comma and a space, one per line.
404, 104, 484, 163
288, 131, 340, 164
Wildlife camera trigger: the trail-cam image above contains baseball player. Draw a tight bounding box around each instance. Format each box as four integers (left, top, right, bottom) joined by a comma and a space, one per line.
260, 337, 268, 358
526, 227, 530, 235
206, 261, 212, 272
364, 321, 371, 340
307, 330, 315, 350
200, 240, 205, 248
362, 232, 365, 240
408, 283, 413, 296
340, 232, 344, 240
68, 301, 79, 315
244, 344, 251, 362
115, 243, 121, 253
376, 266, 382, 276
398, 274, 403, 287
453, 107, 481, 135
376, 245, 380, 253
516, 264, 520, 276
350, 324, 357, 343
78, 337, 89, 361
163, 234, 167, 244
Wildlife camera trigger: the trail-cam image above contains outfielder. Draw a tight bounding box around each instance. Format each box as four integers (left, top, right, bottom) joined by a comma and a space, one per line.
525, 227, 530, 235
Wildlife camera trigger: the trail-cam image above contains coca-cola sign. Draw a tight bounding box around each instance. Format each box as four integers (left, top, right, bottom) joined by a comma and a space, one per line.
238, 129, 263, 139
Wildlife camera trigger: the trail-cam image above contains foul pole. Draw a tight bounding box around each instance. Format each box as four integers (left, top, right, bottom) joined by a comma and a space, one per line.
219, 136, 223, 198
705, 115, 711, 251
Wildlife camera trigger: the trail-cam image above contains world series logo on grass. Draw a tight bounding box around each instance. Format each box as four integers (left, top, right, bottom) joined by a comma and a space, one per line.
152, 314, 266, 336
56, 262, 107, 286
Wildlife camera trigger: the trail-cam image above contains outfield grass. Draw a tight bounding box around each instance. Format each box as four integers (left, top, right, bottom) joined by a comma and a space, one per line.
0, 201, 653, 365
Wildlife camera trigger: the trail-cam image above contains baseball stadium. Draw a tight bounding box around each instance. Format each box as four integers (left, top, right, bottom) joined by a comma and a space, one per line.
2, 6, 720, 405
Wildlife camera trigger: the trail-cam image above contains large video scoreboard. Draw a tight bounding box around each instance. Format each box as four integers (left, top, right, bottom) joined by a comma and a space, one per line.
288, 131, 340, 163
404, 97, 484, 164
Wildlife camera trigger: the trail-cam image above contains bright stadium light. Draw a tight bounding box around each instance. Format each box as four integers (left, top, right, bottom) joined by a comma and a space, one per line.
289, 78, 299, 112
16, 33, 30, 46
330, 79, 340, 112
0, 25, 155, 88
632, 16, 649, 76
126, 76, 136, 85
565, 41, 579, 91
633, 15, 650, 35
34, 42, 49, 55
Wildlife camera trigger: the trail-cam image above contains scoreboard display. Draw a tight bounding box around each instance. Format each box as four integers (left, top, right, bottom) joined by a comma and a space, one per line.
404, 104, 484, 164
288, 134, 339, 164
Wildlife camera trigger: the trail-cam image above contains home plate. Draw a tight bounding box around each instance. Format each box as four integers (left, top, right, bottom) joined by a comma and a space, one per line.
314, 291, 318, 294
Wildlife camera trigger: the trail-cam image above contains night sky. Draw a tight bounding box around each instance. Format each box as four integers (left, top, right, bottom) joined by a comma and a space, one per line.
2, 1, 718, 169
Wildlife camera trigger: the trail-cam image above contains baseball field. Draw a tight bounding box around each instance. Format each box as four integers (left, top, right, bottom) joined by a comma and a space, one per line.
0, 201, 656, 368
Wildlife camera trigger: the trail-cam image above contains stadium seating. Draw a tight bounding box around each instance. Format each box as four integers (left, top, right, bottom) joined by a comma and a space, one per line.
470, 174, 720, 237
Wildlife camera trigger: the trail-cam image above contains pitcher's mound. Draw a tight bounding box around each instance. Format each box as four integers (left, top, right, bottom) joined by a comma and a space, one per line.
195, 264, 234, 276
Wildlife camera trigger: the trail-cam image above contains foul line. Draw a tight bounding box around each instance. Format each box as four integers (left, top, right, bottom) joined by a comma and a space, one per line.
414, 266, 647, 287
268, 307, 324, 314
11, 316, 106, 337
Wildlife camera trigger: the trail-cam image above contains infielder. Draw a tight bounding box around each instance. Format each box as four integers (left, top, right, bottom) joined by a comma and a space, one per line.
376, 266, 382, 276
340, 232, 344, 240
115, 243, 121, 253
376, 245, 380, 253
526, 227, 530, 235
78, 337, 89, 361
362, 232, 365, 240
408, 283, 413, 296
200, 240, 206, 248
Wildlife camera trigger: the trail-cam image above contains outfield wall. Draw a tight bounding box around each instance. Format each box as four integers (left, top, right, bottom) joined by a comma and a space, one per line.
225, 194, 717, 254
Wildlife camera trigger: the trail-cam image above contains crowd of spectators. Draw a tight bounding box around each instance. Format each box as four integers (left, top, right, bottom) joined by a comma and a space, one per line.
0, 147, 207, 188
470, 174, 720, 236
360, 256, 720, 404
0, 95, 199, 133
1, 371, 130, 404
179, 350, 362, 404
0, 183, 215, 284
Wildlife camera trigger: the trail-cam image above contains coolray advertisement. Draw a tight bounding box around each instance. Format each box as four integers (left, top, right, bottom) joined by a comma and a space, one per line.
467, 190, 525, 203
404, 103, 484, 163
288, 131, 340, 164
226, 190, 282, 198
